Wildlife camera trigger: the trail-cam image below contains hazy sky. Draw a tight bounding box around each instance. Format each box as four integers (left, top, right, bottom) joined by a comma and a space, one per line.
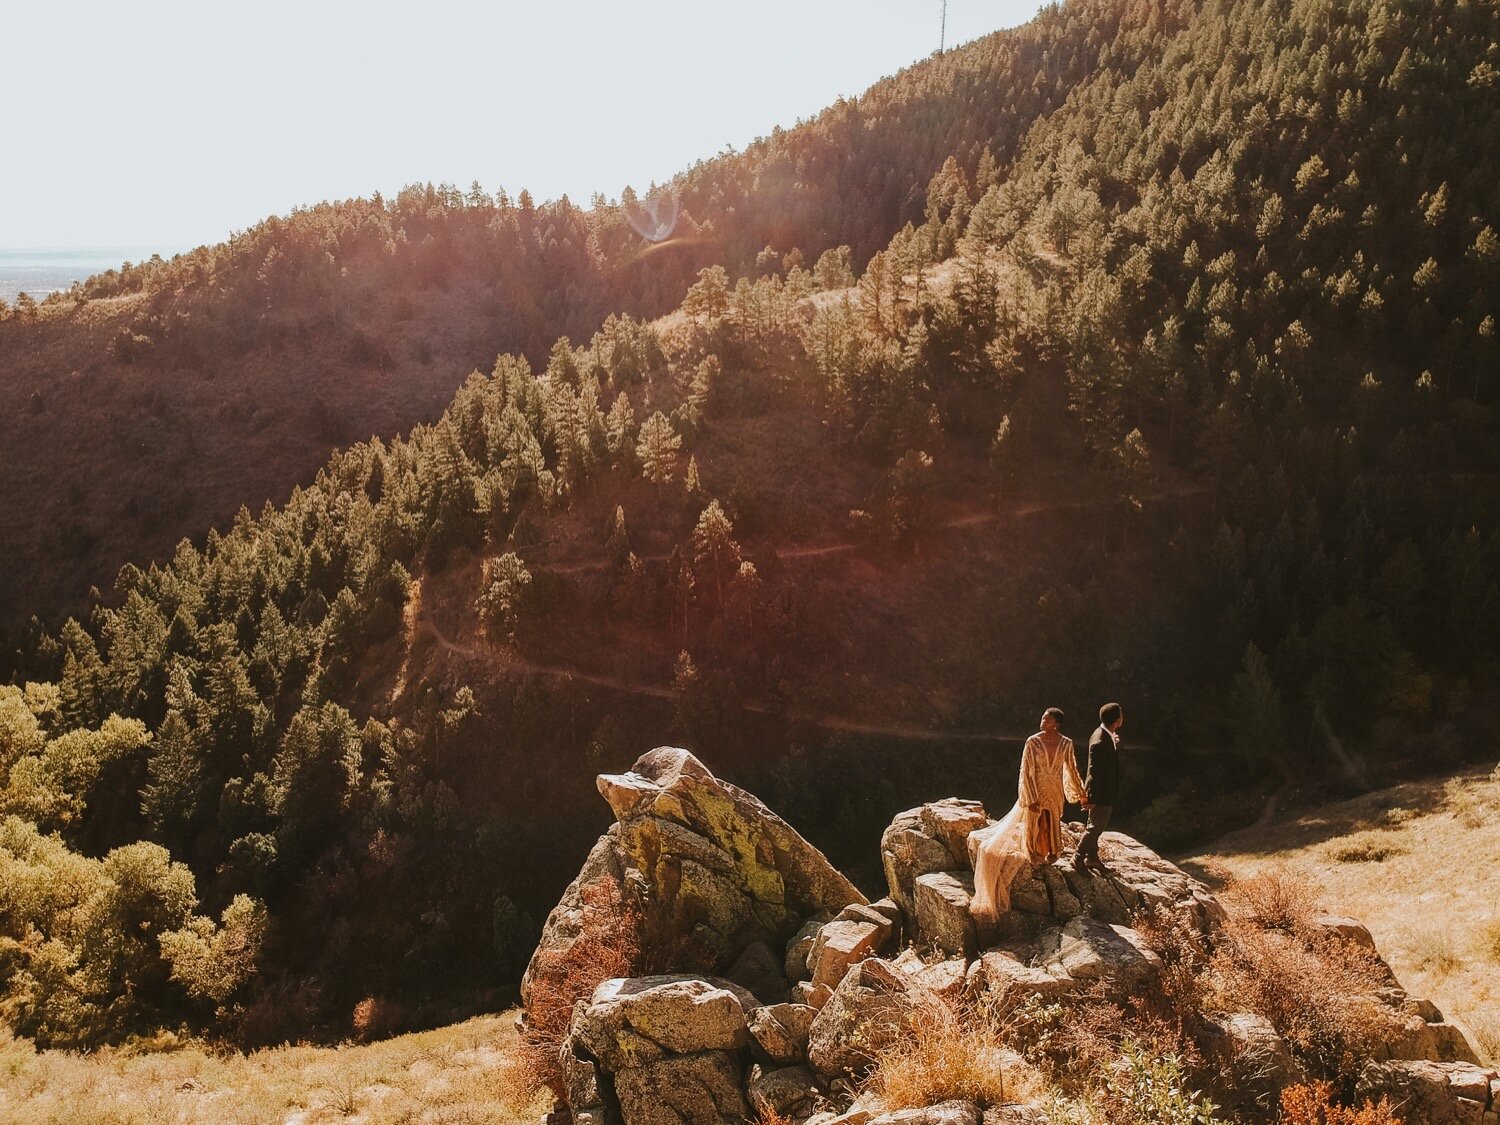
4, 0, 1046, 252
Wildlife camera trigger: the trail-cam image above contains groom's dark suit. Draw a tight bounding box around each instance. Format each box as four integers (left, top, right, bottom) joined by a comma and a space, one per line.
1075, 724, 1120, 865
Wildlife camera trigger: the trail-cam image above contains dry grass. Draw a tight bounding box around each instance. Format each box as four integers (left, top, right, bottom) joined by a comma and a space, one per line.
1326, 831, 1407, 864
0, 1013, 548, 1125
862, 994, 1041, 1110
1189, 766, 1500, 1066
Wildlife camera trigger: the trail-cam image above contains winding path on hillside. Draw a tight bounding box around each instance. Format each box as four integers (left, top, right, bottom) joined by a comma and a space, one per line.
533, 484, 1213, 576
415, 596, 1036, 743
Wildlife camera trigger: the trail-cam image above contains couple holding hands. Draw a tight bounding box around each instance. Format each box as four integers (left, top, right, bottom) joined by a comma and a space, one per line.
969, 702, 1125, 922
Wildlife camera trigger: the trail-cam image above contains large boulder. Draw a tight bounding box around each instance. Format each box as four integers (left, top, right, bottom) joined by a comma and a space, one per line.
913, 871, 978, 958
524, 749, 864, 1023
1035, 916, 1163, 992
882, 804, 971, 918
561, 974, 757, 1125
612, 1051, 749, 1125
570, 976, 754, 1070
1203, 1011, 1306, 1106
807, 958, 946, 1082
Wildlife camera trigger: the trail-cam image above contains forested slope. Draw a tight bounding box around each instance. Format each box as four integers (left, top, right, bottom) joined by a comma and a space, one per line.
1, 0, 1497, 1051
0, 0, 1132, 655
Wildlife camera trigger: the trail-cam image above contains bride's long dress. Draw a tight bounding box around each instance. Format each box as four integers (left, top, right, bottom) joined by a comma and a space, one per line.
969, 733, 1087, 920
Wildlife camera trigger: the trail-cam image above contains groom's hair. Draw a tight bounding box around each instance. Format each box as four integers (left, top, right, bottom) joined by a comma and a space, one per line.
1043, 707, 1065, 723
1100, 702, 1123, 726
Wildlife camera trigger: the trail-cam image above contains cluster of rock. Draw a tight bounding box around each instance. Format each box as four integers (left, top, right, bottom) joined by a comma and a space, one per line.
522, 749, 1491, 1124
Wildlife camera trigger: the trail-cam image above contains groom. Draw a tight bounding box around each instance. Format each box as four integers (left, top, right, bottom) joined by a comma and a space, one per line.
1071, 701, 1123, 872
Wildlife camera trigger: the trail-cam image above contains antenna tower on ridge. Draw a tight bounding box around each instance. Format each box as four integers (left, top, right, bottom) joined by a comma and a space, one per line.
940, 0, 948, 51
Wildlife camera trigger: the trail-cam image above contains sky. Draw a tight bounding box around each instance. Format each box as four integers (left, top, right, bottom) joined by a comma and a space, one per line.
3, 0, 1047, 253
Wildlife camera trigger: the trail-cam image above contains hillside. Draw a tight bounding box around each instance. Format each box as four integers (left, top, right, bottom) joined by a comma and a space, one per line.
1, 0, 1499, 1054
1188, 764, 1500, 1067
0, 0, 1135, 657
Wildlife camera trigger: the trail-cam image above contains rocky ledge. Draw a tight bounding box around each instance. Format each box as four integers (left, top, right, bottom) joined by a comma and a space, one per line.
522, 749, 1490, 1124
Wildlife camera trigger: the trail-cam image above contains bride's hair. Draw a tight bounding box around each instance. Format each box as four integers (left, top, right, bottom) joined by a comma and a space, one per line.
1043, 706, 1065, 723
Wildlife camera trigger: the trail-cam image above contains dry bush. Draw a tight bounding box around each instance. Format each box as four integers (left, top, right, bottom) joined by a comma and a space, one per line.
517, 878, 643, 1097
1329, 835, 1407, 864
1226, 869, 1321, 933
351, 996, 403, 1042
1442, 778, 1488, 828
1476, 917, 1500, 963
1408, 926, 1463, 977
864, 993, 1032, 1110
1206, 919, 1401, 1080
1279, 1080, 1403, 1124
1460, 1006, 1500, 1066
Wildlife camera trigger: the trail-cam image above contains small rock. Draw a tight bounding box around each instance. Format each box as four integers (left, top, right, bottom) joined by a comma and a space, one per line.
727, 940, 791, 1005
748, 1003, 817, 1065
1207, 1011, 1305, 1101
909, 958, 970, 1002
747, 1063, 824, 1120
795, 980, 834, 1008
1036, 917, 1162, 992
982, 1108, 1048, 1125
970, 949, 1074, 1004
1310, 914, 1378, 950
786, 914, 831, 982
1357, 1059, 1500, 1125
810, 919, 887, 990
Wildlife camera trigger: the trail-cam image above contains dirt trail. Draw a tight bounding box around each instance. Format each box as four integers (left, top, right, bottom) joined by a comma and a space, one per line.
532, 485, 1212, 576
415, 597, 1034, 743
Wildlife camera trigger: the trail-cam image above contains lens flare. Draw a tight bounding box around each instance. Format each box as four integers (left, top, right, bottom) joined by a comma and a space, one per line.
624, 189, 680, 243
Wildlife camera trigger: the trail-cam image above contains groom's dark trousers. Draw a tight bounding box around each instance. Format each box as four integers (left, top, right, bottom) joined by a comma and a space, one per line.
1077, 724, 1120, 863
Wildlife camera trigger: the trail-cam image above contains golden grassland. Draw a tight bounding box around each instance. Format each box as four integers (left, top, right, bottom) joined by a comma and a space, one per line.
0, 1014, 548, 1125
1186, 764, 1500, 1066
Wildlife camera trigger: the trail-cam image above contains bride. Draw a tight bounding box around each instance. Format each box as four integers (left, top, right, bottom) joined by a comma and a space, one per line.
969, 707, 1087, 922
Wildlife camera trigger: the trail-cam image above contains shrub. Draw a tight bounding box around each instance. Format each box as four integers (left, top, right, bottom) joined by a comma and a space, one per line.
517, 878, 643, 1097
350, 995, 403, 1042
1097, 1039, 1227, 1125
1279, 1080, 1403, 1124
863, 994, 1024, 1109
1476, 917, 1500, 963
1226, 869, 1320, 933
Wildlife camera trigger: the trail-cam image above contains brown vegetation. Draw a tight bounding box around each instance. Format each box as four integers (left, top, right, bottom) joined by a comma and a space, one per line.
517, 878, 644, 1097
1279, 1081, 1404, 1125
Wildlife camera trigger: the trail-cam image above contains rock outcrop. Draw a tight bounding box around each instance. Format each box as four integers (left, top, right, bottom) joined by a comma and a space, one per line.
531, 768, 1482, 1125
523, 748, 865, 1023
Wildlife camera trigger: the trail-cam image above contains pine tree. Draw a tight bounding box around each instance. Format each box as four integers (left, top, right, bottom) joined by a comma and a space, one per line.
606, 392, 637, 467
636, 412, 682, 485
692, 499, 742, 608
